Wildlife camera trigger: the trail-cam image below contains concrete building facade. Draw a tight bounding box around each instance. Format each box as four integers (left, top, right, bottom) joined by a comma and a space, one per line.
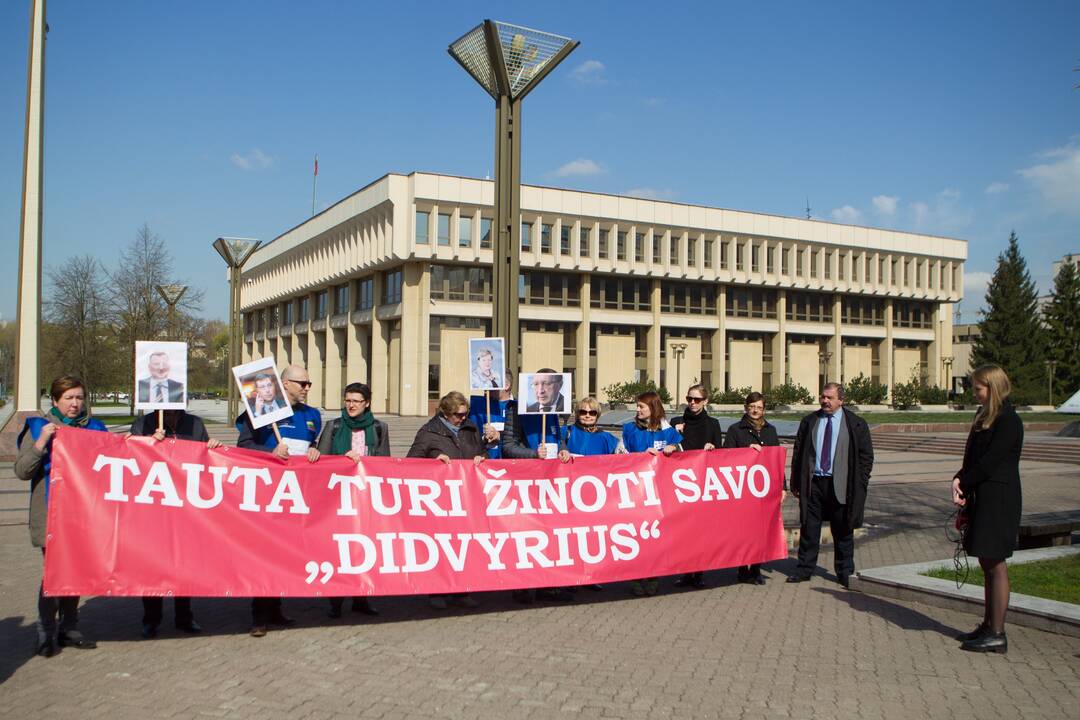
238, 172, 967, 415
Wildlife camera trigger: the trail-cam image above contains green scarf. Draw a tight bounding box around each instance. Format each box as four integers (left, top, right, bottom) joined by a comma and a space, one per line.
49, 406, 91, 427
330, 409, 377, 455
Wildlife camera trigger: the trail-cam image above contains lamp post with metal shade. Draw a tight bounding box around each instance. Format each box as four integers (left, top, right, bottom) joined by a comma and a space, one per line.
213, 237, 261, 423
670, 342, 688, 409
448, 20, 578, 376
942, 356, 954, 399
1046, 359, 1058, 406
155, 284, 188, 341
818, 350, 833, 394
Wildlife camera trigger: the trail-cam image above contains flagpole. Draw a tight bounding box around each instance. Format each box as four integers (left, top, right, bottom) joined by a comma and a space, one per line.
311, 153, 318, 216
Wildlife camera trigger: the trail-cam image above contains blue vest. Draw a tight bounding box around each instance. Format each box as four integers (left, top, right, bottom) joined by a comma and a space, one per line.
18, 415, 108, 502
470, 395, 511, 459
565, 425, 620, 456
238, 404, 322, 450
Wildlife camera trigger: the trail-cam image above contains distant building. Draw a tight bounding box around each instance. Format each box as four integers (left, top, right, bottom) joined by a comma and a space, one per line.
1038, 252, 1079, 317
238, 172, 967, 414
951, 323, 981, 390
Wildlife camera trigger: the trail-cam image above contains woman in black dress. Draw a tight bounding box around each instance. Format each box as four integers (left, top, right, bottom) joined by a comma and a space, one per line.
723, 391, 781, 585
672, 384, 724, 589
951, 364, 1023, 654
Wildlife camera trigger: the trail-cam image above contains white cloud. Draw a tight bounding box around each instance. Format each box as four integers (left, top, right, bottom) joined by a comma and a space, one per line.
570, 59, 607, 84
553, 158, 604, 177
1018, 139, 1080, 213
625, 187, 677, 201
985, 181, 1009, 194
964, 271, 992, 296
830, 205, 861, 223
871, 195, 898, 216
230, 148, 273, 171
910, 201, 930, 227
907, 189, 972, 233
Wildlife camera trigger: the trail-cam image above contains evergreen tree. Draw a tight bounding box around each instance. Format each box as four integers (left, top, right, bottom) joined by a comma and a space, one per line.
971, 232, 1047, 404
1043, 259, 1080, 402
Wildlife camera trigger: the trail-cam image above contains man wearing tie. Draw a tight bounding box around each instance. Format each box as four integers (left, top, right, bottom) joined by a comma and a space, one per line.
525, 372, 567, 414
788, 382, 873, 588
251, 374, 286, 416
136, 351, 185, 403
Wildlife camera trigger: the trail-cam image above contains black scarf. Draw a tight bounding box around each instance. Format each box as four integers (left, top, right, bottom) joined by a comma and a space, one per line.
679, 408, 715, 450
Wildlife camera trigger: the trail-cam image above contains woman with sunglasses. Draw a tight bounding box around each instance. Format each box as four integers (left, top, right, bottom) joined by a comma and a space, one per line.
558, 396, 623, 459
671, 384, 724, 589
723, 391, 782, 585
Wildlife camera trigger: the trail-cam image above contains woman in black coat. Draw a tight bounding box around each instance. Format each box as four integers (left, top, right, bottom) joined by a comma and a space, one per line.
723, 391, 781, 585
672, 383, 724, 589
951, 365, 1023, 654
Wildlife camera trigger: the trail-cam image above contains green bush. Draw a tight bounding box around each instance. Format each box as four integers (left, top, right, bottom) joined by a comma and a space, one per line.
917, 384, 949, 404
765, 382, 814, 408
601, 377, 672, 405
709, 386, 753, 404
844, 373, 889, 405
891, 378, 921, 409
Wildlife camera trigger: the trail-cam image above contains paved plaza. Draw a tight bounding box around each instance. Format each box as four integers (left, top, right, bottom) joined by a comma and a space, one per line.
1, 433, 1078, 719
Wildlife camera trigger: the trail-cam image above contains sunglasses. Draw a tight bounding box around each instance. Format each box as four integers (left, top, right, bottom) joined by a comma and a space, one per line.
287, 379, 313, 389
577, 409, 599, 417
451, 411, 469, 419
685, 396, 706, 403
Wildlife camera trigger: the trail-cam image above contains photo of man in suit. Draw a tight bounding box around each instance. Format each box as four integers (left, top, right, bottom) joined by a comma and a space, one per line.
137, 351, 185, 403
249, 373, 287, 417
525, 371, 568, 414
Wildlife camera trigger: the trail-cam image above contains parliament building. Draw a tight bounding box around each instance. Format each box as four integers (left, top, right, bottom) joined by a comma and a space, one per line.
239, 172, 967, 415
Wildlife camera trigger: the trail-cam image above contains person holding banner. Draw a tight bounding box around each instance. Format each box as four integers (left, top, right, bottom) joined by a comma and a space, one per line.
408, 391, 485, 610
15, 375, 109, 657
316, 382, 387, 619
723, 391, 782, 586
672, 383, 724, 590
129, 409, 222, 637
621, 390, 682, 597
470, 370, 514, 460
558, 396, 622, 459
236, 364, 322, 637
501, 368, 565, 460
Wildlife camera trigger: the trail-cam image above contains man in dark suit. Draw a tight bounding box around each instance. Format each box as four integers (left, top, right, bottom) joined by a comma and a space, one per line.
137, 351, 185, 403
525, 371, 567, 414
787, 381, 874, 588
248, 373, 286, 417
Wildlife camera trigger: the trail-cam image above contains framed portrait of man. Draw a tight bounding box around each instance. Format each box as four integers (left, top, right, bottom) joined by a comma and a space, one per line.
519, 372, 572, 415
232, 357, 293, 429
134, 341, 188, 411
468, 337, 507, 392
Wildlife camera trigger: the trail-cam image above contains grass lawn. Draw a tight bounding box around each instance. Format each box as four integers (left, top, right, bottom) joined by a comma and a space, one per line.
99, 415, 137, 427
923, 554, 1080, 605
729, 411, 1068, 425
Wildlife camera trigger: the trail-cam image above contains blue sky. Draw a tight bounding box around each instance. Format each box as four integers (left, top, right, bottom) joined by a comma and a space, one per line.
2, 1, 1078, 323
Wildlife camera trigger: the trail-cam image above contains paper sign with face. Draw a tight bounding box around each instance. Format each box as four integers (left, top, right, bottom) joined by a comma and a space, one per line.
519, 372, 573, 415
469, 337, 507, 392
135, 341, 188, 411
232, 357, 293, 429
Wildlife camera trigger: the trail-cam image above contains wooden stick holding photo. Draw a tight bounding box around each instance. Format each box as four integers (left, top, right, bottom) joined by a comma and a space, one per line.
271, 422, 283, 443
157, 409, 164, 433
541, 413, 546, 456
486, 391, 491, 427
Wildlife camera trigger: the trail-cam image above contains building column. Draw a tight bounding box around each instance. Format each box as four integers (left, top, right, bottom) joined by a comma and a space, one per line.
713, 285, 727, 390
829, 295, 842, 383
773, 290, 787, 385
883, 298, 894, 401
324, 327, 344, 410
646, 279, 662, 383
370, 274, 388, 413
346, 323, 370, 388
398, 261, 430, 416
577, 275, 591, 396
308, 329, 324, 409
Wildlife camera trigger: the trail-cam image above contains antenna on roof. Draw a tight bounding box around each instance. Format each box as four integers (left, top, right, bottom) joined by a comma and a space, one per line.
805, 197, 812, 220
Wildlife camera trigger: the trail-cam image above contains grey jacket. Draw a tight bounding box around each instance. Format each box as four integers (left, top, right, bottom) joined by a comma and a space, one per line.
316, 417, 391, 457
14, 414, 66, 548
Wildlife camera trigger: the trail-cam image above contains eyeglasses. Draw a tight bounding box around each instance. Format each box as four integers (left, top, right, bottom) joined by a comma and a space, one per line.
577, 409, 598, 417
286, 379, 312, 389
451, 411, 469, 419
685, 396, 706, 403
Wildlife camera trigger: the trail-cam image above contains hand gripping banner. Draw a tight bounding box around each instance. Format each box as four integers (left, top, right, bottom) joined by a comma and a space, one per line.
44, 427, 788, 598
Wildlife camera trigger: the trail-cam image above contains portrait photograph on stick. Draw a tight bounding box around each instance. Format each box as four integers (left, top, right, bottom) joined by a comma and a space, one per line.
134, 341, 188, 411
520, 371, 572, 415
232, 357, 293, 429
468, 337, 507, 392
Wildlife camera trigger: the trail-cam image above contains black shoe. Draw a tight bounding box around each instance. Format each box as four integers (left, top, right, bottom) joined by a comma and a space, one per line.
584, 584, 604, 591
690, 575, 707, 589
267, 612, 295, 627
786, 574, 811, 583
536, 588, 573, 602
673, 575, 693, 587
838, 574, 851, 589
512, 590, 534, 605
352, 598, 379, 616
750, 574, 766, 586
175, 620, 202, 634
955, 623, 988, 642
35, 638, 56, 658
961, 631, 1007, 654
327, 606, 342, 619
249, 625, 267, 638
141, 623, 159, 639
57, 630, 96, 649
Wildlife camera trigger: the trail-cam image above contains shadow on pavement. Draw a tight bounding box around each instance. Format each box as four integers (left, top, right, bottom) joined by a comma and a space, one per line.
0, 615, 35, 683
814, 586, 962, 637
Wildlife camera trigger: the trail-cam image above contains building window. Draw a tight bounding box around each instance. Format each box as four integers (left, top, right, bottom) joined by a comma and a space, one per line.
617, 231, 627, 261
766, 244, 775, 274
480, 218, 492, 249
355, 277, 374, 311
598, 229, 609, 258
687, 235, 697, 267
437, 213, 451, 246
781, 246, 790, 275
669, 234, 680, 265
635, 232, 645, 263
560, 225, 571, 255
244, 313, 253, 334
841, 296, 884, 326
298, 296, 310, 323
824, 251, 833, 280
315, 290, 328, 320
797, 248, 805, 277
430, 264, 491, 302
281, 301, 294, 325
661, 281, 716, 315
720, 238, 729, 270
736, 243, 744, 271
459, 216, 472, 248
590, 277, 652, 311
894, 299, 932, 329
381, 269, 403, 305
579, 225, 590, 256
415, 210, 429, 244
838, 252, 846, 281
751, 243, 760, 273
521, 271, 580, 307
541, 223, 553, 253
726, 287, 778, 319
521, 221, 532, 252
785, 291, 833, 322
334, 284, 349, 315
703, 237, 713, 269
650, 232, 661, 264
810, 250, 819, 278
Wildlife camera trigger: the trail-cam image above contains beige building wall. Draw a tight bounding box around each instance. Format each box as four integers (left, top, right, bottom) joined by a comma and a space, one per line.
894, 347, 922, 384
596, 334, 636, 402
441, 327, 485, 397
522, 330, 565, 374
789, 343, 819, 394
729, 339, 763, 390
842, 346, 873, 384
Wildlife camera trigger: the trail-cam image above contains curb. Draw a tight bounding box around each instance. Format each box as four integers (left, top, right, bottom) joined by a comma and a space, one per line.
852, 546, 1080, 638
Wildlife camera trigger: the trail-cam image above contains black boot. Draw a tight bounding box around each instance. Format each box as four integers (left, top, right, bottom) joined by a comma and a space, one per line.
955, 622, 988, 642
961, 631, 1007, 654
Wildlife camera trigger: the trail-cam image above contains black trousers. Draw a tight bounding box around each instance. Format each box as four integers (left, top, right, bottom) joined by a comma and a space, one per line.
37, 548, 78, 638
251, 597, 282, 625
142, 597, 193, 627
795, 475, 855, 578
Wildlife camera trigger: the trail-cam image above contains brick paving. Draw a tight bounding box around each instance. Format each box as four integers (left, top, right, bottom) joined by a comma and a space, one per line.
1, 436, 1078, 719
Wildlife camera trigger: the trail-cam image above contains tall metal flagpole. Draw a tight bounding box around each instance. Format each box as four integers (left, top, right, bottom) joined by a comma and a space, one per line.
312, 154, 318, 216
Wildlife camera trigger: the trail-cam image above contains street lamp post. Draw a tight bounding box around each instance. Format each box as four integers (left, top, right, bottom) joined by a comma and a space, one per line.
671, 343, 687, 408
213, 237, 261, 423
155, 284, 188, 341
818, 350, 833, 394
1046, 359, 1058, 406
448, 20, 578, 376
942, 356, 954, 398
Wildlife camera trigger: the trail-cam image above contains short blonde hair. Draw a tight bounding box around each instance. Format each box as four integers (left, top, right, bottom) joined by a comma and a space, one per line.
576, 396, 601, 418
438, 391, 468, 418
971, 364, 1011, 430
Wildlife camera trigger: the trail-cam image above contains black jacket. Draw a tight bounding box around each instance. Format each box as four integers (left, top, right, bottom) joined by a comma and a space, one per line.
129, 411, 209, 442
722, 415, 780, 449
956, 403, 1023, 559
499, 402, 566, 459
676, 409, 724, 451
407, 415, 486, 460
791, 407, 874, 529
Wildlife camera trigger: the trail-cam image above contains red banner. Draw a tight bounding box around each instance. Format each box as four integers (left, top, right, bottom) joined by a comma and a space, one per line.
44, 426, 788, 597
